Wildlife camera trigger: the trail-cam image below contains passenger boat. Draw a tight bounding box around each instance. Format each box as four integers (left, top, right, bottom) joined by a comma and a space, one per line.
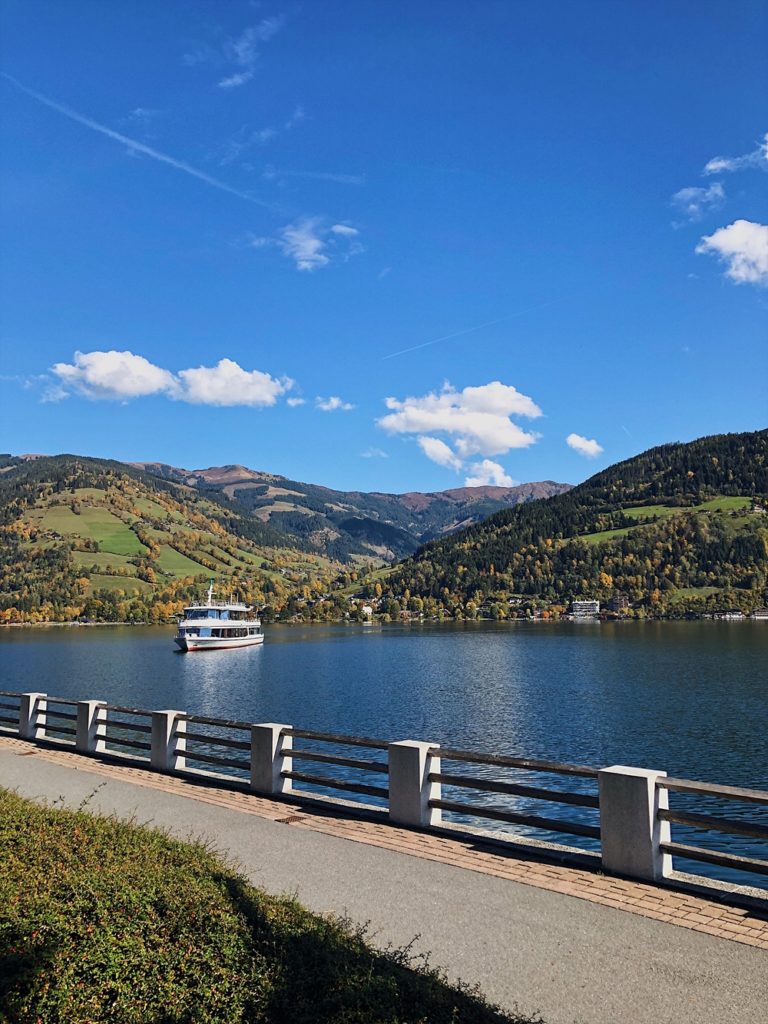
174, 582, 264, 651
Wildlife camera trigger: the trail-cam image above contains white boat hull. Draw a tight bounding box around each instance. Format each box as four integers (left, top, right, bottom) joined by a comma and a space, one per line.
175, 634, 265, 652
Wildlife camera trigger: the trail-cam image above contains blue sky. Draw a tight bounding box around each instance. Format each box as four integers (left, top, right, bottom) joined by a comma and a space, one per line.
1, 1, 766, 492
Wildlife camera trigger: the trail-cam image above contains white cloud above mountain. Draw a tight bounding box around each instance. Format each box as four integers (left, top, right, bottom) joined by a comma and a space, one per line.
50, 350, 292, 407
379, 381, 541, 458
464, 459, 516, 487
566, 433, 603, 458
379, 381, 539, 483
695, 220, 768, 285
177, 358, 291, 406
418, 436, 463, 471
51, 350, 178, 401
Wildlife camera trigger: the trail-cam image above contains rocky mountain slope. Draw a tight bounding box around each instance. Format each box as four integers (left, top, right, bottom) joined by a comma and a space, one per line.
131, 460, 571, 560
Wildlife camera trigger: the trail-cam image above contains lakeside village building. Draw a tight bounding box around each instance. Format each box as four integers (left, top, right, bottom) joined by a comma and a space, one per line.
571, 600, 600, 619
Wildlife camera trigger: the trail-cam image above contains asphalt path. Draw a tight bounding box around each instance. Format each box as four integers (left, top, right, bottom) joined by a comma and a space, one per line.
1, 749, 765, 1024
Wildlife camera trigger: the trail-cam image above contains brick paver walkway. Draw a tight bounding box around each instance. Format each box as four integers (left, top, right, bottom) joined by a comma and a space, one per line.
2, 734, 767, 951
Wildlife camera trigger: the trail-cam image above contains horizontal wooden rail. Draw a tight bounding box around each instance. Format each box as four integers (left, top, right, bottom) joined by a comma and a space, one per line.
185, 731, 251, 751
283, 770, 389, 800
46, 697, 78, 707
182, 713, 252, 731
184, 750, 250, 772
96, 733, 151, 752
0, 714, 19, 726
659, 808, 768, 842
0, 690, 22, 698
660, 841, 768, 878
292, 749, 388, 774
431, 747, 599, 778
430, 798, 601, 840
105, 704, 154, 718
284, 728, 389, 751
430, 772, 599, 808
0, 701, 20, 712
44, 725, 76, 738
659, 777, 768, 806
45, 709, 77, 722
106, 719, 152, 735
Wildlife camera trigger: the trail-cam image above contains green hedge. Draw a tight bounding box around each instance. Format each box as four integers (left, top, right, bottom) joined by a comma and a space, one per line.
0, 789, 538, 1023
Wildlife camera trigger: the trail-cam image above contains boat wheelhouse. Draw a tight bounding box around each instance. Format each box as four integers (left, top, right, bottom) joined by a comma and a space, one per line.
174, 582, 264, 651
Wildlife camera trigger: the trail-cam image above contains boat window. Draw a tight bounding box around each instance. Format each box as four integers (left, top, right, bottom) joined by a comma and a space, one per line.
200, 628, 211, 638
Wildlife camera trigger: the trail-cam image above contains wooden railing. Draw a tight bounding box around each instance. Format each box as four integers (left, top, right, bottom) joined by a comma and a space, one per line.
428, 747, 600, 841
1, 689, 767, 892
657, 776, 768, 879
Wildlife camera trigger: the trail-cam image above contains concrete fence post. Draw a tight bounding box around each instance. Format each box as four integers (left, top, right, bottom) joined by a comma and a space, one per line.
19, 692, 47, 740
76, 700, 107, 754
250, 724, 292, 795
598, 765, 672, 881
388, 741, 441, 827
150, 711, 186, 772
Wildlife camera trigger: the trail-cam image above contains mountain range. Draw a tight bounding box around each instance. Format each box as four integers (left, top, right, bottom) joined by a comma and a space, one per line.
130, 461, 571, 560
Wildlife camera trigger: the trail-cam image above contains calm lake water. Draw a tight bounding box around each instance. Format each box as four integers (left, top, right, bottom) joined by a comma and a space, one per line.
1, 620, 767, 886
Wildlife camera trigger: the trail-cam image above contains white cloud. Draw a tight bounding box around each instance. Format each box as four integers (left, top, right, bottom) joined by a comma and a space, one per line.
418, 436, 463, 471
210, 16, 286, 88
251, 217, 363, 272
378, 381, 541, 459
50, 351, 293, 407
566, 433, 603, 458
286, 396, 306, 407
51, 350, 178, 401
703, 133, 768, 175
670, 183, 724, 222
695, 219, 768, 285
464, 460, 516, 487
361, 447, 388, 459
177, 358, 291, 407
316, 396, 355, 412
219, 71, 255, 90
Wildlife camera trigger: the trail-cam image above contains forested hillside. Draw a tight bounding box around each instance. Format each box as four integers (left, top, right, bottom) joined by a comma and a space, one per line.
373, 430, 768, 619
0, 456, 351, 623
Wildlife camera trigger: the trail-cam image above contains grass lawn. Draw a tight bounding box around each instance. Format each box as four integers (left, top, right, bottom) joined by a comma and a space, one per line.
580, 496, 755, 546
155, 544, 217, 578
71, 550, 137, 573
668, 586, 723, 602
0, 789, 527, 1024
86, 574, 153, 595
33, 505, 146, 556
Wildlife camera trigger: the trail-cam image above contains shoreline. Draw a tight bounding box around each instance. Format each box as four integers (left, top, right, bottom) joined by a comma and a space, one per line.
1, 617, 764, 629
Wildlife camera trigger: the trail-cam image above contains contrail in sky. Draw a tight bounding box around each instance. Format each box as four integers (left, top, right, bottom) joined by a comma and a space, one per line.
0, 71, 271, 207
382, 302, 556, 359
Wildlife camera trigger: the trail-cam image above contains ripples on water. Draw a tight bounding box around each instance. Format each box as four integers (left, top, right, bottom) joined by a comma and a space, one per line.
1, 620, 766, 886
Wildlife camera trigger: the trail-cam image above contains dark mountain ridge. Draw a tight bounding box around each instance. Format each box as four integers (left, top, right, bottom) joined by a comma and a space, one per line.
377, 429, 768, 617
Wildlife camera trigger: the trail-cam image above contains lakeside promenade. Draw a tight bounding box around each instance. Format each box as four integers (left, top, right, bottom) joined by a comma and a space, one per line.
1, 734, 766, 1024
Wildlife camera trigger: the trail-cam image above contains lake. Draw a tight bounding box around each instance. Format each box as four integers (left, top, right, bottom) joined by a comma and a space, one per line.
1, 620, 766, 886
